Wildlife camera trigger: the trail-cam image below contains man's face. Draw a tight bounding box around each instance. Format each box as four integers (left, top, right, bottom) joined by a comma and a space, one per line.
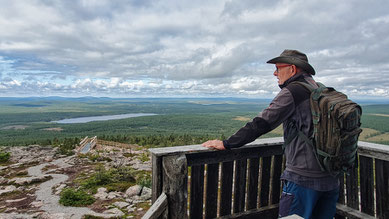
273, 63, 295, 85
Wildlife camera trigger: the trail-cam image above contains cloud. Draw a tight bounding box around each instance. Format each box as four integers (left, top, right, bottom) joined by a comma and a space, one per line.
0, 0, 388, 99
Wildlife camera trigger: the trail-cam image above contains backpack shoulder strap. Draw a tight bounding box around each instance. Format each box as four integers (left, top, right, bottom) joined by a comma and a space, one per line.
283, 81, 327, 172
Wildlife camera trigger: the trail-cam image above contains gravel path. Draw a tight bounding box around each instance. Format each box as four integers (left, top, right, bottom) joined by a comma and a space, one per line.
30, 157, 117, 218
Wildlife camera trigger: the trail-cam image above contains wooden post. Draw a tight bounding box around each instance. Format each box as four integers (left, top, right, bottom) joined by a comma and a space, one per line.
375, 159, 389, 219
162, 154, 188, 219
205, 163, 219, 219
152, 154, 163, 203
359, 156, 374, 216
233, 159, 247, 213
271, 154, 283, 205
259, 156, 272, 207
220, 161, 234, 216
346, 166, 359, 210
190, 164, 205, 219
247, 157, 260, 210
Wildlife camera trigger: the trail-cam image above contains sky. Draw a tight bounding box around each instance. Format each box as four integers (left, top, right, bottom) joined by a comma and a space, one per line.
0, 0, 389, 100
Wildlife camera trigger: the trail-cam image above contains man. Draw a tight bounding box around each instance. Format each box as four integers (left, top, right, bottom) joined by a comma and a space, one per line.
202, 50, 339, 219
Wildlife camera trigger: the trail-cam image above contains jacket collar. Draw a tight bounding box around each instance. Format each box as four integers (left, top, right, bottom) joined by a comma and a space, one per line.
279, 71, 311, 89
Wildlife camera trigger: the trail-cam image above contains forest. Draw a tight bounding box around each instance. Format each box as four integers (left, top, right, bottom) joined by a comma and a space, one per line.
0, 97, 388, 147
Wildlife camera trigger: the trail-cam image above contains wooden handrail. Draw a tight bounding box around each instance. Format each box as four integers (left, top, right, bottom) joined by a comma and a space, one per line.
142, 192, 168, 219
145, 138, 389, 219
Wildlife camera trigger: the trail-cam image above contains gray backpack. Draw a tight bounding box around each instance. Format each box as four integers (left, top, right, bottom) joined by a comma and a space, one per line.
287, 81, 362, 176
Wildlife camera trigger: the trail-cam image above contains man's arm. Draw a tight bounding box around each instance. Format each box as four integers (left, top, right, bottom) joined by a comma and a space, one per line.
222, 117, 271, 149
202, 88, 296, 150
201, 117, 270, 150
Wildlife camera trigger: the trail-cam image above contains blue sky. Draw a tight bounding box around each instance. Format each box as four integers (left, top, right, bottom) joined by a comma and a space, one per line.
0, 0, 388, 99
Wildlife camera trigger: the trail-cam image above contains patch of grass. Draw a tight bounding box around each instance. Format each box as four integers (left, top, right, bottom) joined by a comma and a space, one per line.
123, 152, 135, 158
105, 182, 134, 192
138, 152, 150, 162
138, 176, 152, 188
0, 152, 10, 163
78, 153, 112, 162
15, 170, 28, 176
83, 215, 105, 219
80, 165, 136, 192
81, 165, 114, 189
86, 154, 101, 162
0, 190, 23, 199
59, 188, 95, 207
135, 170, 152, 188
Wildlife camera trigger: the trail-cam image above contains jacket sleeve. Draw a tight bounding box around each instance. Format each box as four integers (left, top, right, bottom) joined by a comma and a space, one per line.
223, 88, 296, 149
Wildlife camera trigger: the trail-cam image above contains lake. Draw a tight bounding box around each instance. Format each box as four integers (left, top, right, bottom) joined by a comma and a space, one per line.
53, 113, 158, 124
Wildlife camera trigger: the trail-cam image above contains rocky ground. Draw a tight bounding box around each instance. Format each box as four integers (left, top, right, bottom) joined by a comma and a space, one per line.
0, 145, 153, 219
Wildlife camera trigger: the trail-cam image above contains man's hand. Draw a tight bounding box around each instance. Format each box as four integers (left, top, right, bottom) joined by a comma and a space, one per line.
202, 139, 226, 150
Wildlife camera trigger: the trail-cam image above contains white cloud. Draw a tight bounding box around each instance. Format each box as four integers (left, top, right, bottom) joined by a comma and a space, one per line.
0, 0, 388, 99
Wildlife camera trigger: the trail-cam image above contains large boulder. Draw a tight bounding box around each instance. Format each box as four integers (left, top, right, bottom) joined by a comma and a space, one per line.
103, 208, 124, 217
9, 175, 51, 186
113, 201, 130, 209
125, 185, 142, 198
94, 187, 109, 200
0, 185, 16, 196
140, 187, 152, 200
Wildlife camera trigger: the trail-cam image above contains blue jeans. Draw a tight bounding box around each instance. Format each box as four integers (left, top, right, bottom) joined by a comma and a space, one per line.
278, 181, 339, 219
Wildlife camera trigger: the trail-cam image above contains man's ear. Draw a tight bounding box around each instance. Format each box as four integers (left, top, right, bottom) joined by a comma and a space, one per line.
291, 65, 298, 76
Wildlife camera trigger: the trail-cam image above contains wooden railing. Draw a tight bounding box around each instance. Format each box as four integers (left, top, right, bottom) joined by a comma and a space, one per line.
336, 141, 389, 219
144, 137, 389, 219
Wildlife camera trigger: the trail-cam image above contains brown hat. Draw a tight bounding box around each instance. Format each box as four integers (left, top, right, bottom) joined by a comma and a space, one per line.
266, 49, 316, 75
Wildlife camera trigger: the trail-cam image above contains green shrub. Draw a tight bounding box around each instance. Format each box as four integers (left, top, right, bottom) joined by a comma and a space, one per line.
87, 154, 100, 162
139, 153, 150, 162
83, 215, 105, 219
83, 215, 104, 219
57, 137, 78, 156
138, 176, 152, 188
81, 165, 113, 188
59, 188, 95, 207
0, 152, 10, 163
105, 182, 134, 192
112, 166, 136, 182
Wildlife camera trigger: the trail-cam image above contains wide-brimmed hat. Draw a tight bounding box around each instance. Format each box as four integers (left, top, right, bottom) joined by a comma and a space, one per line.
266, 49, 316, 75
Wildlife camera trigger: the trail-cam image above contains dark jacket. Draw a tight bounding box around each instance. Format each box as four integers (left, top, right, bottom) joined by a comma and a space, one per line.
223, 72, 330, 178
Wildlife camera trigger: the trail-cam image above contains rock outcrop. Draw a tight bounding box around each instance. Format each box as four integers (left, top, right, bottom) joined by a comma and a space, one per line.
0, 144, 152, 218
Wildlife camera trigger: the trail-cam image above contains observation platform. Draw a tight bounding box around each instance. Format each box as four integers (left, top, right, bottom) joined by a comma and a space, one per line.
143, 137, 389, 219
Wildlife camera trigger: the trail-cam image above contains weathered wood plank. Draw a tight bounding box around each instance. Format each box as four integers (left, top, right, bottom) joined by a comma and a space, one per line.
271, 154, 283, 205
233, 159, 248, 213
142, 192, 168, 219
247, 157, 259, 210
359, 156, 374, 216
149, 137, 284, 156
162, 154, 188, 219
336, 203, 376, 219
186, 144, 283, 166
375, 159, 389, 219
149, 140, 389, 161
148, 140, 389, 219
346, 166, 359, 210
218, 204, 279, 219
190, 164, 205, 219
152, 154, 162, 203
259, 156, 271, 207
205, 163, 219, 219
358, 141, 389, 161
220, 161, 234, 216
